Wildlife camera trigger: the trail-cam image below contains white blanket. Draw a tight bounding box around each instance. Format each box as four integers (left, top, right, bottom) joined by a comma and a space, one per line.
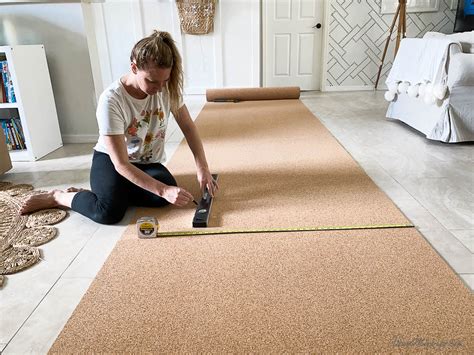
385, 38, 462, 103
386, 37, 460, 86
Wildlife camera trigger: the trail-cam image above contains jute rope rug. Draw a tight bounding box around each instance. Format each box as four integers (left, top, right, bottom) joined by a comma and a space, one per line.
0, 182, 67, 287
50, 88, 473, 353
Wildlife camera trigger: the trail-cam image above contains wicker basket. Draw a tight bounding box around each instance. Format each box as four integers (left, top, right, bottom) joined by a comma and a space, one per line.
176, 0, 216, 35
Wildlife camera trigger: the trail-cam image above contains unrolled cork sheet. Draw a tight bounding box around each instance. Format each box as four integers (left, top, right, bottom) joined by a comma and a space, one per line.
50, 228, 473, 353
49, 88, 473, 353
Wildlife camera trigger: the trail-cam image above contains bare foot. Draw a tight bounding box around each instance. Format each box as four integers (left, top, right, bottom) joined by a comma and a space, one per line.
20, 190, 61, 215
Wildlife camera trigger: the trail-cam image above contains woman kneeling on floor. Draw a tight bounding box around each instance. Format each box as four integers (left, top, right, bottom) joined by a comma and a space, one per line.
20, 30, 218, 224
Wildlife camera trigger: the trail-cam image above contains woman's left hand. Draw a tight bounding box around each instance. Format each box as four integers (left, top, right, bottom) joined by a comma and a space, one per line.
197, 167, 219, 197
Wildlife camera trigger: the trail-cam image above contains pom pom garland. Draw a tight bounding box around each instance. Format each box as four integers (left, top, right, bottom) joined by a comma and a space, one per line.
407, 84, 419, 98
425, 83, 433, 96
384, 90, 397, 102
385, 80, 447, 104
418, 83, 427, 96
433, 84, 447, 100
387, 82, 399, 93
397, 81, 410, 94
423, 92, 437, 105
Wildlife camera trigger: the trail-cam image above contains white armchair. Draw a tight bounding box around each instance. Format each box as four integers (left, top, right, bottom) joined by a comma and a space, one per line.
385, 31, 474, 143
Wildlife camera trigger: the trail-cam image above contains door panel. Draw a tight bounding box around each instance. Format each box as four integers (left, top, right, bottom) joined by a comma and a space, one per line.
274, 34, 291, 76
300, 0, 315, 17
264, 0, 324, 90
275, 0, 292, 19
298, 33, 314, 75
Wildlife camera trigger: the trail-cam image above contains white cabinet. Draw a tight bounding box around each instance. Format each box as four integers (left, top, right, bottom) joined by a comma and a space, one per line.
0, 45, 62, 161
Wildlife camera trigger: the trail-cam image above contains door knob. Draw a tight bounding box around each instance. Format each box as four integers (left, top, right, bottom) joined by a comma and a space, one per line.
313, 23, 322, 29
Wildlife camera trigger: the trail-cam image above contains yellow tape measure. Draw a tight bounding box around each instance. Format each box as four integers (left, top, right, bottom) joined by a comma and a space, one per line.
155, 223, 415, 238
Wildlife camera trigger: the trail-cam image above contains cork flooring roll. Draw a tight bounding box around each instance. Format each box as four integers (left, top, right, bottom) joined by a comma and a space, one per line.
206, 86, 300, 102
50, 228, 473, 353
119, 97, 410, 238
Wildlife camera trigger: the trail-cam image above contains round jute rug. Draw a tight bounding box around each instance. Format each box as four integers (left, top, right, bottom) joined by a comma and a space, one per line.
0, 182, 68, 287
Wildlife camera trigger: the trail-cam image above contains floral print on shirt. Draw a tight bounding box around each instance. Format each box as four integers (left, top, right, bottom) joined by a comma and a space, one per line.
126, 106, 166, 163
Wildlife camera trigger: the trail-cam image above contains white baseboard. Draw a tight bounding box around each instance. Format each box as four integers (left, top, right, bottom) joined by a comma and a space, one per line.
322, 84, 390, 91
184, 87, 207, 95
62, 134, 99, 144
323, 85, 376, 92
184, 85, 262, 95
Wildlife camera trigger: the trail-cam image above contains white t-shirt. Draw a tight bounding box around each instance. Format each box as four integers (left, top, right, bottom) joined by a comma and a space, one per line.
94, 79, 183, 164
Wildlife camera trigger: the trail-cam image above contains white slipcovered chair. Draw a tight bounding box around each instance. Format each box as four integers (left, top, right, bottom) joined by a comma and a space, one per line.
385, 31, 474, 143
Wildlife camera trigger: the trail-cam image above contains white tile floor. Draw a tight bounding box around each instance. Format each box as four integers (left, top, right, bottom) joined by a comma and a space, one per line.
0, 91, 472, 354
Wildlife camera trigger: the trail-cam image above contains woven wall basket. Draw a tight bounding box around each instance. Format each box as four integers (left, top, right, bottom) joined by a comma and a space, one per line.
176, 0, 216, 35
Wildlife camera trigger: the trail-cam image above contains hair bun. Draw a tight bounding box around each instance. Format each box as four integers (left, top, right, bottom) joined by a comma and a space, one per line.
153, 30, 170, 41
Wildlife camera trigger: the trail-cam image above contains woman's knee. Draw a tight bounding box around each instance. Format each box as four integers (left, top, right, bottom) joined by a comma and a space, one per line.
168, 176, 177, 186
143, 163, 177, 187
91, 205, 126, 225
159, 170, 177, 187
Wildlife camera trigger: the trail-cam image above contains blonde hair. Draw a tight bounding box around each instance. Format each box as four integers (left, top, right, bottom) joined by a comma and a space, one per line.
130, 30, 183, 116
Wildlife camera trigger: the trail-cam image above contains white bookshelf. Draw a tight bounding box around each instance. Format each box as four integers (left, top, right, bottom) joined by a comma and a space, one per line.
0, 45, 62, 161
0, 103, 18, 109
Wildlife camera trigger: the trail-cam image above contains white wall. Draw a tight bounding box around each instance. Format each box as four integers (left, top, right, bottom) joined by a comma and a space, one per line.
83, 0, 261, 96
0, 2, 98, 143
0, 0, 260, 143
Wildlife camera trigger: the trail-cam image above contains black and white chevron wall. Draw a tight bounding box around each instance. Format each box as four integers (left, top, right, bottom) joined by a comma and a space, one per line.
326, 0, 456, 89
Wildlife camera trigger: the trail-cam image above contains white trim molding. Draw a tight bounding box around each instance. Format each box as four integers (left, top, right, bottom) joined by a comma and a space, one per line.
81, 0, 112, 101
320, 0, 331, 92
62, 134, 99, 144
324, 85, 376, 92
213, 3, 224, 87
251, 0, 261, 87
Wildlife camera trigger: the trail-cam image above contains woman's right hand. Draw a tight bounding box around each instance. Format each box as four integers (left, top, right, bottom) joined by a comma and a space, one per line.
161, 185, 194, 207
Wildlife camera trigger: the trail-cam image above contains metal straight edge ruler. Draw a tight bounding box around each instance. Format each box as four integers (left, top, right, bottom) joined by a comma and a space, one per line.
155, 223, 415, 238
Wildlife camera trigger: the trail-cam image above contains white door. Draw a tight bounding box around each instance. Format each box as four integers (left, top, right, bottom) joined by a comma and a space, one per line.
264, 0, 324, 90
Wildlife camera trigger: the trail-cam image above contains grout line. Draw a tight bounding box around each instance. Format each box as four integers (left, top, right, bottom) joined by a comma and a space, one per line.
3, 218, 98, 352
418, 225, 473, 255
386, 173, 471, 233
447, 229, 474, 252
413, 226, 473, 286
447, 237, 473, 255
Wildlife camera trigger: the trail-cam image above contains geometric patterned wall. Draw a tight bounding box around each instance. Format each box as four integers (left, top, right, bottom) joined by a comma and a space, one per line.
326, 0, 456, 88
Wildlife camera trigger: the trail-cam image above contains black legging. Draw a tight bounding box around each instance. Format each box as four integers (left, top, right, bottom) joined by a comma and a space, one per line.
71, 150, 176, 224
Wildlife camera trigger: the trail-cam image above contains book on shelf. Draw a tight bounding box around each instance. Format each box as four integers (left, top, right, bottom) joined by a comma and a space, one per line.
1, 120, 12, 150
1, 61, 16, 104
11, 118, 25, 147
8, 121, 19, 149
1, 118, 25, 151
0, 74, 6, 103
